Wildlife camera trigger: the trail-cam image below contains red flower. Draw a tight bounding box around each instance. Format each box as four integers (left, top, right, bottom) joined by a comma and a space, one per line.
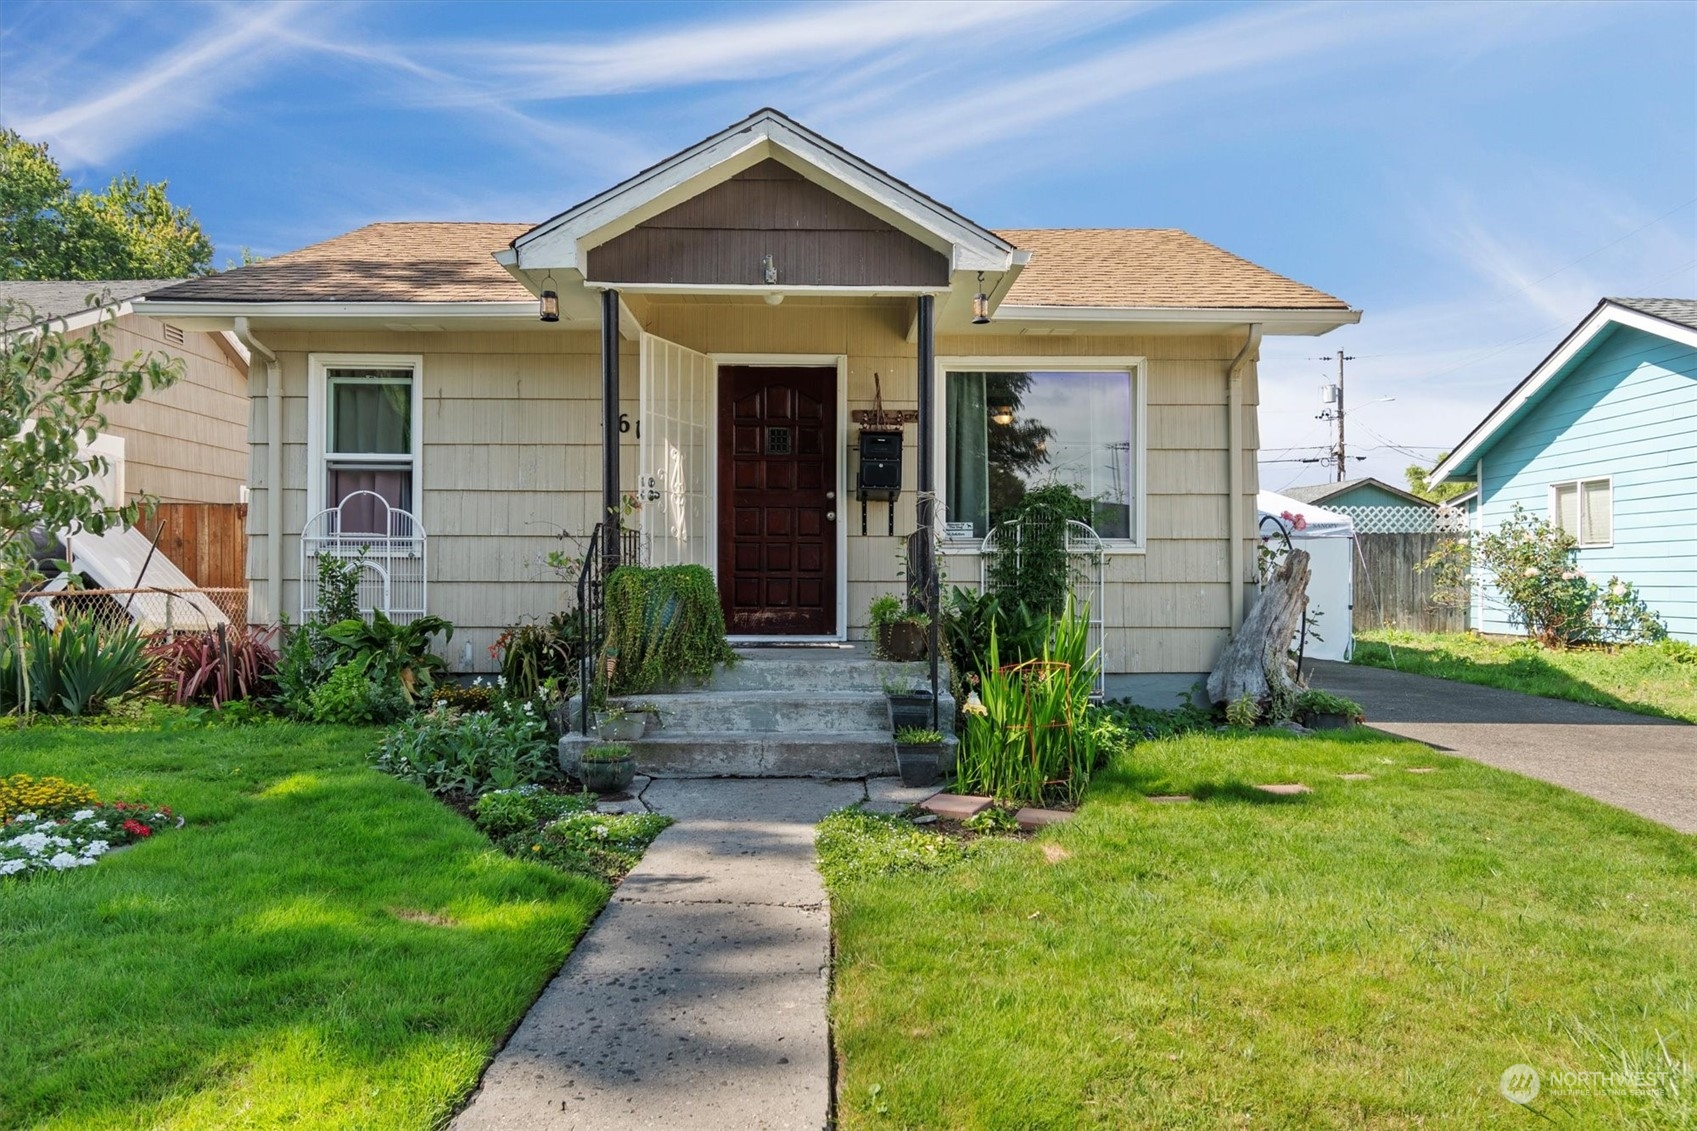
122, 819, 152, 838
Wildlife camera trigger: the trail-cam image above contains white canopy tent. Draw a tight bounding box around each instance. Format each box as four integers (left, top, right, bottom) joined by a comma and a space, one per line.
1256, 489, 1355, 662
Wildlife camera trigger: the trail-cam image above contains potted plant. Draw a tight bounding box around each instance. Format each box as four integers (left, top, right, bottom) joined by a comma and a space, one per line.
883, 674, 936, 731
893, 726, 946, 788
1293, 688, 1365, 730
625, 701, 664, 733
869, 593, 930, 661
579, 743, 635, 794
596, 704, 646, 742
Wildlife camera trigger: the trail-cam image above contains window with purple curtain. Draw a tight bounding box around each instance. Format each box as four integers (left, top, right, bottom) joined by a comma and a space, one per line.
325, 368, 413, 533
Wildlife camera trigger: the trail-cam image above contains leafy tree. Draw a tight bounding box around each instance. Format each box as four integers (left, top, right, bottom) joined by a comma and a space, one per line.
1404, 452, 1469, 503
1, 129, 213, 280
2, 300, 182, 623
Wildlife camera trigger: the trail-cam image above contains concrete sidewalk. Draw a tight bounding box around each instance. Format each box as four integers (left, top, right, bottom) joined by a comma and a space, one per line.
1309, 660, 1697, 834
452, 778, 867, 1131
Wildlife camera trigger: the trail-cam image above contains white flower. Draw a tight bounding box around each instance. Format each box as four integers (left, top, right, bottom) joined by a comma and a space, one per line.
72, 809, 95, 821
47, 852, 80, 870
1612, 582, 1627, 596
49, 836, 71, 848
1523, 567, 1539, 577
82, 840, 109, 857
93, 821, 108, 831
10, 833, 48, 855
14, 812, 37, 823
497, 675, 507, 688
0, 859, 27, 876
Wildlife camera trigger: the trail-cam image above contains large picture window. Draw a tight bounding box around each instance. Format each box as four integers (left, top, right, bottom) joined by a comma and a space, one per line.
309, 356, 422, 534
944, 366, 1138, 541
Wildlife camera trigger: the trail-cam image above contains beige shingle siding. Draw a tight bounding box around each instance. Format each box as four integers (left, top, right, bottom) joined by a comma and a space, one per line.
144, 223, 1344, 312
994, 229, 1348, 310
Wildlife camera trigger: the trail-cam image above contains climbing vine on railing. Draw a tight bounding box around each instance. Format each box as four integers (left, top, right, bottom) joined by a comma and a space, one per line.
983, 483, 1093, 618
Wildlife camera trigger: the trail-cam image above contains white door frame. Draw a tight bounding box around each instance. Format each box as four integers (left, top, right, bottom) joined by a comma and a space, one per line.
709, 352, 850, 642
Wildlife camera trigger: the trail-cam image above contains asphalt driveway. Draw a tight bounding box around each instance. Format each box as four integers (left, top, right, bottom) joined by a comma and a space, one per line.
1308, 660, 1697, 835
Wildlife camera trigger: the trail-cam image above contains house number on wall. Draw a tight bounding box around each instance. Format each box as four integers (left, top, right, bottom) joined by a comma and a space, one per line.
619, 413, 641, 438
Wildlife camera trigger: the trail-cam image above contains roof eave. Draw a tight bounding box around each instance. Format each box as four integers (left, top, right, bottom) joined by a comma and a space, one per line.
995, 304, 1360, 334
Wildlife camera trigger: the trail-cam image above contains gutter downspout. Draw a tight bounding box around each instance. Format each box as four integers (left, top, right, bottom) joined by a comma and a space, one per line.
234, 318, 280, 626
1228, 324, 1262, 635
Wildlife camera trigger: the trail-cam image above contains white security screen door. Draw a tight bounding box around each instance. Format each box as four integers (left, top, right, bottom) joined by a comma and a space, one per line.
638, 332, 713, 568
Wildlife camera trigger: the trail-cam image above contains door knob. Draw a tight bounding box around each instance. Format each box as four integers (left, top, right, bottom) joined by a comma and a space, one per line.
826, 490, 836, 500
826, 511, 836, 522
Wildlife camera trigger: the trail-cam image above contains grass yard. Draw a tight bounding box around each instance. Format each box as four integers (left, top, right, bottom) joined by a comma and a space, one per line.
825, 730, 1697, 1129
0, 720, 607, 1130
1352, 629, 1697, 724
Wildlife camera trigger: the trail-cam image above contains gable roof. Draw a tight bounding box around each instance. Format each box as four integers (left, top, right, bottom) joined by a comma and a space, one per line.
1282, 477, 1433, 507
1432, 297, 1697, 485
507, 108, 1017, 276
1, 280, 183, 324
995, 229, 1346, 311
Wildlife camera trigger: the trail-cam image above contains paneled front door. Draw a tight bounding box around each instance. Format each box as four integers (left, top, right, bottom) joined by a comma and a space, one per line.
717, 366, 837, 635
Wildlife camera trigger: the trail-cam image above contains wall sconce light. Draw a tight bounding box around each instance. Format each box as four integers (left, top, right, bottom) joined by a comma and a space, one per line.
538, 271, 559, 323
972, 271, 990, 325
762, 254, 779, 285
989, 405, 1014, 426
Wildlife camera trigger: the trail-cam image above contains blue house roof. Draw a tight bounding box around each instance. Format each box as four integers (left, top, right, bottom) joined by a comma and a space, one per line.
1432, 298, 1697, 485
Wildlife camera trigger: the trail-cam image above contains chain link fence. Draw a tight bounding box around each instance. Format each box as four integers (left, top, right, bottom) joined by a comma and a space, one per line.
19, 587, 248, 638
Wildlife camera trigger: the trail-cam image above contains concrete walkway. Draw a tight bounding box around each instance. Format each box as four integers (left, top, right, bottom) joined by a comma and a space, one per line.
453, 777, 895, 1131
1309, 660, 1697, 834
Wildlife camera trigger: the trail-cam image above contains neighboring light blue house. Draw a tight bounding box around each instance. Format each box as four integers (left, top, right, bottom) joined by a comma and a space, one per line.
1432, 298, 1697, 642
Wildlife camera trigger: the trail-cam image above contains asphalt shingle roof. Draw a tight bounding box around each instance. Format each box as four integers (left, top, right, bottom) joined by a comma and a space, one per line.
141, 223, 1349, 311
1607, 297, 1697, 332
0, 280, 182, 322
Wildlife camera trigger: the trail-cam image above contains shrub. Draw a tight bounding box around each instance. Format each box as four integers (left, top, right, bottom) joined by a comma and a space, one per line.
1423, 506, 1667, 647
0, 614, 157, 717
317, 611, 453, 706
0, 773, 100, 821
941, 585, 1048, 685
1293, 688, 1364, 724
956, 605, 1099, 806
148, 626, 278, 706
1225, 694, 1259, 729
602, 564, 735, 695
494, 612, 584, 701
371, 698, 556, 797
472, 785, 594, 839
306, 664, 409, 726
1096, 696, 1215, 742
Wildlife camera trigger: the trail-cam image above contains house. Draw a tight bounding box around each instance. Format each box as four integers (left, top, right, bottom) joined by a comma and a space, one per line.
134, 109, 1358, 698
1431, 298, 1697, 642
1283, 477, 1435, 510
1, 280, 250, 506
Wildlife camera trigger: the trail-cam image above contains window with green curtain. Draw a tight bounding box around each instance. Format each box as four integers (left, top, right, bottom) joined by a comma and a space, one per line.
944, 369, 1134, 539
325, 367, 414, 531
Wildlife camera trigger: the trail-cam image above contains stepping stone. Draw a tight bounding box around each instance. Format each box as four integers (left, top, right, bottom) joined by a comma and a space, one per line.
1406, 767, 1437, 774
597, 797, 649, 816
918, 793, 991, 819
1339, 773, 1373, 782
1254, 783, 1312, 796
1014, 807, 1073, 831
1146, 794, 1193, 803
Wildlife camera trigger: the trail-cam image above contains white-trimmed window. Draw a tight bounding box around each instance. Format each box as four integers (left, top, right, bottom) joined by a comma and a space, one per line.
307, 354, 424, 534
939, 359, 1145, 546
1551, 477, 1612, 547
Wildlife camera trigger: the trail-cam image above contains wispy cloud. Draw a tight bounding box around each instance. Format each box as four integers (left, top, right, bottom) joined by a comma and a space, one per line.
7, 1, 339, 167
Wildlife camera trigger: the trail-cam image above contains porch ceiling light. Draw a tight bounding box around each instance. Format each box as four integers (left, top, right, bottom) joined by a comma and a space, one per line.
989, 405, 1014, 426
972, 271, 991, 325
539, 271, 560, 323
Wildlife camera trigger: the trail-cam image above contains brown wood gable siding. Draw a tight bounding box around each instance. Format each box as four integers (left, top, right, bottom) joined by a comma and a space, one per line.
586, 160, 949, 287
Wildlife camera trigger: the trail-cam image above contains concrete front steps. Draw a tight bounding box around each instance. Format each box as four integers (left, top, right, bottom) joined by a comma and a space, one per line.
560, 644, 955, 778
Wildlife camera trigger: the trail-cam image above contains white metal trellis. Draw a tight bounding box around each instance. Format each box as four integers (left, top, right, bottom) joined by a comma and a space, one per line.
301, 491, 427, 623
980, 517, 1106, 697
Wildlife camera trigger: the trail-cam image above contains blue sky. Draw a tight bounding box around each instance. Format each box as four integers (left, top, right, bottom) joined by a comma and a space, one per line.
3, 0, 1693, 492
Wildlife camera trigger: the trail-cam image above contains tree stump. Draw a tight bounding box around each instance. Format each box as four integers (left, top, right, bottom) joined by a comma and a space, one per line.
1207, 548, 1311, 711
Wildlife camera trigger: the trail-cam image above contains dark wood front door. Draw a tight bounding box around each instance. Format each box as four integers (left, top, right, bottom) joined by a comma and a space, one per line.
718, 366, 837, 635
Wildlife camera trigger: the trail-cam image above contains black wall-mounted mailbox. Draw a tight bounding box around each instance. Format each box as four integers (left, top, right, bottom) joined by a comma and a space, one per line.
856, 429, 903, 500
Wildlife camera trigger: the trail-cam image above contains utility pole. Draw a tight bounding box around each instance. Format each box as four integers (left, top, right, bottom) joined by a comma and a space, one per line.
1314, 350, 1355, 482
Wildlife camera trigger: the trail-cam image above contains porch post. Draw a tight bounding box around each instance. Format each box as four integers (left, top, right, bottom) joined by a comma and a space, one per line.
914, 293, 939, 727
601, 287, 622, 569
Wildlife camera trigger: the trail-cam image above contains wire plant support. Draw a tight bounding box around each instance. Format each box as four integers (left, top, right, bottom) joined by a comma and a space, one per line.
979, 516, 1106, 698
301, 491, 426, 623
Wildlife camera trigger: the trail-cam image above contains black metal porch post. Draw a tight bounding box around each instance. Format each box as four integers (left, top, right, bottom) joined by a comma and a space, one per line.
915, 293, 939, 727
601, 287, 622, 570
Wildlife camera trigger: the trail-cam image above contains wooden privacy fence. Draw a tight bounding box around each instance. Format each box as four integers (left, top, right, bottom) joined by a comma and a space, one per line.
136, 502, 247, 591
1351, 532, 1466, 634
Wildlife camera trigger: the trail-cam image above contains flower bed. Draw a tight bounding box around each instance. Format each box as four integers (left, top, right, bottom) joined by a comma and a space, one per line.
2, 798, 175, 877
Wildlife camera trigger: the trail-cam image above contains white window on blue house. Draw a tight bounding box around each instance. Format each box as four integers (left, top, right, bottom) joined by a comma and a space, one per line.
1552, 478, 1612, 547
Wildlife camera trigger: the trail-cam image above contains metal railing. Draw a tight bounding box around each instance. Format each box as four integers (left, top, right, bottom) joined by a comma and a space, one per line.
575, 523, 645, 735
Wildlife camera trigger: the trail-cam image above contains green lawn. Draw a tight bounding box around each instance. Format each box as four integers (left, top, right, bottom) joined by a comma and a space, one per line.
1352, 629, 1697, 724
825, 730, 1697, 1129
1, 720, 606, 1130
